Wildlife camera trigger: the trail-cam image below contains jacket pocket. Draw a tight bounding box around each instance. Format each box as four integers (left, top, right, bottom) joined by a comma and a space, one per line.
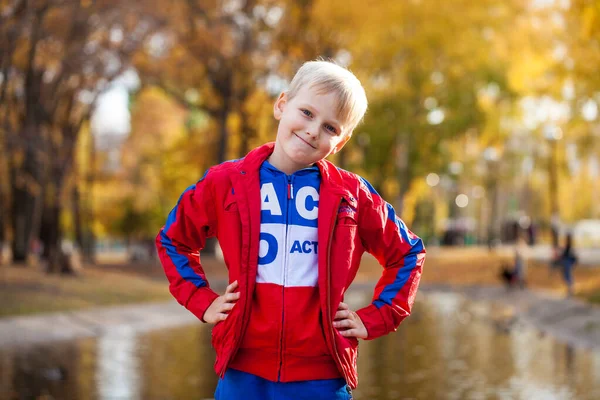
211, 308, 241, 373
219, 190, 242, 260
331, 224, 358, 269
336, 216, 358, 227
334, 328, 359, 350
211, 320, 226, 351
224, 190, 238, 212
333, 328, 359, 379
211, 307, 236, 353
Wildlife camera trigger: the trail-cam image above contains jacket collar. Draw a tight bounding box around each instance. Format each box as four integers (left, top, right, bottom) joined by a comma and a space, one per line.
239, 142, 351, 198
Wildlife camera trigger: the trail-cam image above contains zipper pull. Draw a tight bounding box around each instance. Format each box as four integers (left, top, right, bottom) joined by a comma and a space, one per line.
287, 176, 293, 200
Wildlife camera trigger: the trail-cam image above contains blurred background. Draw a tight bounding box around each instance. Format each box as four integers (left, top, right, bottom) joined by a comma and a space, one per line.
2, 0, 600, 268
1, 0, 600, 399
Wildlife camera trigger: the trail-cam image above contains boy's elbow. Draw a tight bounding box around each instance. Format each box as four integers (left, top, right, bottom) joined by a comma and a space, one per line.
418, 240, 426, 257
409, 233, 426, 256
156, 227, 171, 250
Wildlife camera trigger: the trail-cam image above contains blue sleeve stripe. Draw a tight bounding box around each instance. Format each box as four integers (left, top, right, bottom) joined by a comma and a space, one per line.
161, 184, 208, 288
374, 203, 424, 308
164, 185, 196, 233
358, 176, 379, 195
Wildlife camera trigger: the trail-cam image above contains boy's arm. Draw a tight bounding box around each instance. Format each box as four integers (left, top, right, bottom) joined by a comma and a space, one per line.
355, 178, 426, 340
155, 174, 220, 322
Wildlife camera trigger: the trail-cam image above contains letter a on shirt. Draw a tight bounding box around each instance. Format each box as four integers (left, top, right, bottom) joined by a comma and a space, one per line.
261, 182, 282, 216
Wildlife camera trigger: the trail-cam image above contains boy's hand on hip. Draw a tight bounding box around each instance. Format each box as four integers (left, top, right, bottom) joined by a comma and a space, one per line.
203, 280, 240, 324
333, 302, 368, 339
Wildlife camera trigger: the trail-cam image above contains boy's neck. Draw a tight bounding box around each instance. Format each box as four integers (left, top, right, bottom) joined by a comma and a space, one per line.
267, 148, 315, 175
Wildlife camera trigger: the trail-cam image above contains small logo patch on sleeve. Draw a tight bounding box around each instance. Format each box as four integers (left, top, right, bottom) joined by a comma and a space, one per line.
338, 200, 357, 219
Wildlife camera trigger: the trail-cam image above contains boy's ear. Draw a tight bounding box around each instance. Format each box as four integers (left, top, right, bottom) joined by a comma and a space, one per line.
332, 132, 352, 154
273, 92, 287, 120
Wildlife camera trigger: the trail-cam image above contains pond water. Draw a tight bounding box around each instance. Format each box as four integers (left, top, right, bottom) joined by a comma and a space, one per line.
1, 289, 599, 400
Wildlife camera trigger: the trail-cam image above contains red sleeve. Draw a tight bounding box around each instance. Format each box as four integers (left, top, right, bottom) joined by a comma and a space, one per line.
155, 173, 220, 322
354, 177, 426, 339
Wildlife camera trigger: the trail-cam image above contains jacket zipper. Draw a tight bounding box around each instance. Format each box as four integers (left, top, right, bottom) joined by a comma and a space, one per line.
327, 197, 344, 376
278, 174, 293, 380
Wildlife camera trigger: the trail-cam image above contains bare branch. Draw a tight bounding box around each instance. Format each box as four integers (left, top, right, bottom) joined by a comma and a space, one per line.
0, 0, 27, 24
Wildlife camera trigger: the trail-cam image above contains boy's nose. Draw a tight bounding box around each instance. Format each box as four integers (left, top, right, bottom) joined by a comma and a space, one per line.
303, 130, 318, 144
305, 122, 319, 138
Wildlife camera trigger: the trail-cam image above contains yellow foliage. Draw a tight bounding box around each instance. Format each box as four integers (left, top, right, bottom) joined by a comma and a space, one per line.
557, 167, 600, 223
507, 49, 553, 93
59, 0, 600, 239
582, 5, 599, 38
86, 87, 197, 237
401, 181, 422, 225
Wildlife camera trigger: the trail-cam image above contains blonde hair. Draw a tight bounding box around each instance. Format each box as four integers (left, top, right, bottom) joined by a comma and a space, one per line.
286, 60, 368, 134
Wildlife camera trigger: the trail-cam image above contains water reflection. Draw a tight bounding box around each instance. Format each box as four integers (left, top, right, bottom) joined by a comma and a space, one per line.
353, 291, 600, 400
1, 290, 599, 399
97, 325, 140, 399
0, 338, 96, 400
137, 322, 217, 399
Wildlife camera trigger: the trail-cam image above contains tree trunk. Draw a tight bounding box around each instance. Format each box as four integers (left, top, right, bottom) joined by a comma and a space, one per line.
72, 185, 84, 252
40, 203, 61, 272
216, 105, 230, 164
42, 172, 79, 274
84, 134, 96, 264
0, 133, 6, 247
0, 189, 6, 265
10, 125, 44, 263
10, 14, 46, 264
43, 205, 78, 275
43, 121, 83, 274
0, 180, 5, 246
239, 108, 256, 158
214, 69, 233, 164
10, 180, 38, 262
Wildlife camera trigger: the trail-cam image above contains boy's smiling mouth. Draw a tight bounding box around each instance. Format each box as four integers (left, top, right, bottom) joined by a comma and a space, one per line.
293, 132, 317, 149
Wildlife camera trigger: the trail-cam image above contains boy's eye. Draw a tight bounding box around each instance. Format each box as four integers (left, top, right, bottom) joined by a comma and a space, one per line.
301, 109, 312, 117
324, 124, 337, 134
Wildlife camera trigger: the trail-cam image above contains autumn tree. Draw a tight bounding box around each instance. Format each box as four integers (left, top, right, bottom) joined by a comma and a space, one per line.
308, 0, 526, 215
0, 0, 163, 271
134, 0, 345, 165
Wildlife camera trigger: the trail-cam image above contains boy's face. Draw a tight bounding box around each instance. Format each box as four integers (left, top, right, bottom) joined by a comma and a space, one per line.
270, 85, 351, 174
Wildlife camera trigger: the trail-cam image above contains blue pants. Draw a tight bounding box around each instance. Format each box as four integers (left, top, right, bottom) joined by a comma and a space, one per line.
215, 369, 352, 400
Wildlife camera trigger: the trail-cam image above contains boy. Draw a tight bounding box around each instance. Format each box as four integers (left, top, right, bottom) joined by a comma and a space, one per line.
156, 60, 425, 399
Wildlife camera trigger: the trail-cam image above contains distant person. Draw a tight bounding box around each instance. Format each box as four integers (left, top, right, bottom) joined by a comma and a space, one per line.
513, 234, 528, 288
527, 221, 537, 245
156, 60, 426, 399
499, 234, 528, 289
559, 232, 578, 296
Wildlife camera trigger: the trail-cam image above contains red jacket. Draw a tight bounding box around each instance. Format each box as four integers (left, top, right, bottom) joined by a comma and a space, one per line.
156, 143, 425, 389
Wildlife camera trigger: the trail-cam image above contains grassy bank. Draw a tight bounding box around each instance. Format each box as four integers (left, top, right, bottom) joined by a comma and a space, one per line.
1, 248, 598, 318
0, 264, 171, 318
0, 257, 228, 318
